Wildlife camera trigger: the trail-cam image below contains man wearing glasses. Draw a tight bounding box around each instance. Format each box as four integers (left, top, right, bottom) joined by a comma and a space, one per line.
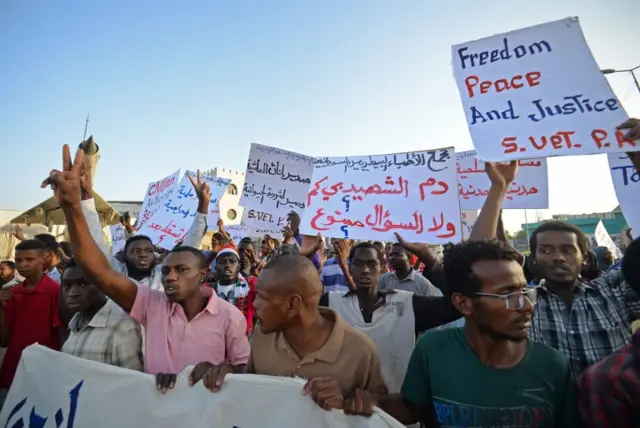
344, 240, 579, 427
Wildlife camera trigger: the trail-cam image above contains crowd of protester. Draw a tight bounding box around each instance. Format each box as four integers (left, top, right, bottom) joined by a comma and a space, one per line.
0, 119, 639, 427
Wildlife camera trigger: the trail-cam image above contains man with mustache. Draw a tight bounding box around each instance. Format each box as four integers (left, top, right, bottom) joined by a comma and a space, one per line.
345, 240, 579, 427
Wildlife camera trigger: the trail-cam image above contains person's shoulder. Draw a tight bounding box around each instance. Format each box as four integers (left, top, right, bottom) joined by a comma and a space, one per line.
215, 295, 246, 321
415, 327, 462, 351
580, 342, 634, 386
42, 275, 61, 290
527, 340, 571, 372
112, 309, 143, 334
379, 272, 393, 281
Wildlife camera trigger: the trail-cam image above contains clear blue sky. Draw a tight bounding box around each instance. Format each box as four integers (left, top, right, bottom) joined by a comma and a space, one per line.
2, 0, 639, 232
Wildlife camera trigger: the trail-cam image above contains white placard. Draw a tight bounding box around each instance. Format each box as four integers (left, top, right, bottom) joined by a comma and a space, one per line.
1, 345, 403, 428
452, 17, 633, 161
109, 224, 126, 254
594, 220, 622, 258
137, 171, 231, 250
226, 225, 284, 242
457, 150, 549, 209
241, 208, 288, 231
460, 210, 478, 241
137, 170, 181, 230
300, 149, 461, 242
608, 152, 638, 234
241, 144, 315, 217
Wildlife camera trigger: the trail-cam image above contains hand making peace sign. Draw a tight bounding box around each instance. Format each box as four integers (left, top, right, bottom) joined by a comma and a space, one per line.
41, 145, 85, 208
188, 169, 211, 203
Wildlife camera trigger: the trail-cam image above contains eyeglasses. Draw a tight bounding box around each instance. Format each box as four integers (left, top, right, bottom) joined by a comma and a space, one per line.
473, 287, 538, 310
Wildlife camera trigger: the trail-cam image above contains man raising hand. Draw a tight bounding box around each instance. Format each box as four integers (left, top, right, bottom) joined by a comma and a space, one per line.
43, 145, 250, 393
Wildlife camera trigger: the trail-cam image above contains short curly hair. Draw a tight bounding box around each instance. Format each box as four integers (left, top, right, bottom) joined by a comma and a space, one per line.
443, 239, 520, 296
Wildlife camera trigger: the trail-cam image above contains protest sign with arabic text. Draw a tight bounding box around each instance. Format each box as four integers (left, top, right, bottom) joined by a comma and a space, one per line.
300, 149, 461, 242
137, 171, 231, 250
457, 150, 548, 209
241, 143, 315, 218
1, 345, 403, 428
109, 224, 126, 254
452, 17, 633, 161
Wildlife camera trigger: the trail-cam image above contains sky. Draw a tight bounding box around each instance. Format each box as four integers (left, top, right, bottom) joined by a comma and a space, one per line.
1, 0, 639, 233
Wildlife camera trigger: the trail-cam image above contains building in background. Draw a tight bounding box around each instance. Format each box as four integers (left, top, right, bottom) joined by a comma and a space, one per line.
203, 167, 245, 225
522, 206, 627, 246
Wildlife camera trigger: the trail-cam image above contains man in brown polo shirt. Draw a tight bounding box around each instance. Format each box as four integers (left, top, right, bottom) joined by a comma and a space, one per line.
190, 255, 387, 410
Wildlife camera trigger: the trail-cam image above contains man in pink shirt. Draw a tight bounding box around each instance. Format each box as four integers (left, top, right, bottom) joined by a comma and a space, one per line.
43, 146, 250, 393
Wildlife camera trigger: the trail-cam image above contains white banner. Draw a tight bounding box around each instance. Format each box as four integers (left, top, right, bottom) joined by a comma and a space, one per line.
456, 151, 549, 209
452, 17, 633, 161
109, 224, 126, 254
241, 144, 315, 217
137, 170, 181, 230
137, 171, 231, 250
594, 220, 622, 259
460, 210, 478, 241
1, 345, 403, 428
300, 149, 461, 242
608, 153, 638, 233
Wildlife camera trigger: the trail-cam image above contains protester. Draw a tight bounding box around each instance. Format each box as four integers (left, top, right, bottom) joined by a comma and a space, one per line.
43, 145, 250, 394
320, 239, 354, 292
320, 241, 461, 393
212, 246, 256, 335
592, 246, 614, 271
345, 240, 579, 427
79, 167, 205, 292
259, 235, 276, 264
580, 250, 603, 281
0, 239, 65, 407
379, 243, 441, 297
469, 121, 640, 376
0, 262, 19, 288
577, 236, 640, 426
61, 259, 143, 371
237, 237, 264, 278
190, 255, 387, 411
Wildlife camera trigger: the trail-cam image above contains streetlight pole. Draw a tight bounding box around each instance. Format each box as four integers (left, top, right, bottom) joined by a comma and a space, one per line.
602, 65, 640, 95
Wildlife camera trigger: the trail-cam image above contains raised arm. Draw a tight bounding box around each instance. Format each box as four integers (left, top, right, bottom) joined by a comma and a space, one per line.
468, 161, 518, 241
182, 170, 211, 249
43, 145, 138, 312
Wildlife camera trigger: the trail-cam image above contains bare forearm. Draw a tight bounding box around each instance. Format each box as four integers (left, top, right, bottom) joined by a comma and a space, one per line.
469, 185, 507, 241
378, 394, 420, 425
338, 261, 356, 291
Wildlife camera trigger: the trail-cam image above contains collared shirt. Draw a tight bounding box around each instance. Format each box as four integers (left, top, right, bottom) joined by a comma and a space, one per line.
62, 300, 143, 371
46, 267, 61, 284
528, 269, 640, 377
247, 307, 388, 397
0, 275, 63, 388
378, 269, 442, 297
129, 285, 250, 374
319, 289, 461, 335
1, 277, 21, 288
577, 331, 640, 427
320, 257, 350, 293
